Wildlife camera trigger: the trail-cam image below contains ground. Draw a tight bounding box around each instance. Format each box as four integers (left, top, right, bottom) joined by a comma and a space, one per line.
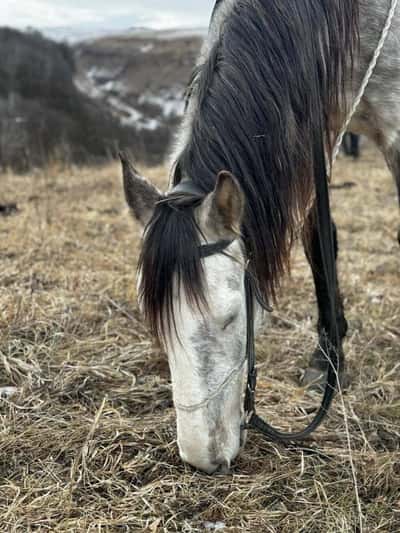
0, 146, 399, 532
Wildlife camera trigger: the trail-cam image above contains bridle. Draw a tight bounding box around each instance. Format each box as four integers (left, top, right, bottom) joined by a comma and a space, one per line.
198, 237, 339, 443
163, 180, 339, 443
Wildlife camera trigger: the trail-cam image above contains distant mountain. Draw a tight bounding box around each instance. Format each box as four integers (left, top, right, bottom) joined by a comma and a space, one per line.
74, 29, 205, 161
0, 26, 205, 170
41, 25, 207, 44
41, 26, 137, 44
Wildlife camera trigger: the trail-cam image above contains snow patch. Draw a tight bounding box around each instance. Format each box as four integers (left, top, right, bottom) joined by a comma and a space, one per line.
140, 44, 154, 53
76, 67, 129, 102
108, 97, 160, 131
88, 66, 122, 82
74, 77, 101, 99
138, 88, 185, 118
102, 80, 126, 95
76, 48, 188, 132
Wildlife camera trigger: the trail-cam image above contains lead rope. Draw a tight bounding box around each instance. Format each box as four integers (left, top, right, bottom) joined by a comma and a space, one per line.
330, 0, 399, 169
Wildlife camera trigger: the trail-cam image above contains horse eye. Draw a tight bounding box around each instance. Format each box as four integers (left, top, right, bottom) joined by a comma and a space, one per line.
222, 314, 237, 330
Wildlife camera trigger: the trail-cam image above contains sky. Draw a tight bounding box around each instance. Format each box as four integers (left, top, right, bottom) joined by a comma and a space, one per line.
0, 0, 216, 32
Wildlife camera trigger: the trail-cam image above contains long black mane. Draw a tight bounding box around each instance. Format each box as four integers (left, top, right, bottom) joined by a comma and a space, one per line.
140, 0, 359, 340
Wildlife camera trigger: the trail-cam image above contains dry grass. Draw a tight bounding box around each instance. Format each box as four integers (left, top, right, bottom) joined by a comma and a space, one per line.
0, 146, 399, 532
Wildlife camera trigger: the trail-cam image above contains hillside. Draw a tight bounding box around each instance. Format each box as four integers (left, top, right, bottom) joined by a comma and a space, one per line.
74, 29, 204, 161
0, 27, 205, 170
0, 28, 135, 171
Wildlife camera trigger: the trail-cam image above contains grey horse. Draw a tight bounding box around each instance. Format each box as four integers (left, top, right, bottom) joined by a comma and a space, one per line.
122, 0, 400, 473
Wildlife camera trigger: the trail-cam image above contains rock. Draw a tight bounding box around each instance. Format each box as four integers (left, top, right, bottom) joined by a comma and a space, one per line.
0, 386, 19, 399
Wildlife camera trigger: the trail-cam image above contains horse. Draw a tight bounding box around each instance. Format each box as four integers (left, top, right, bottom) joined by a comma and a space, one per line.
121, 0, 400, 474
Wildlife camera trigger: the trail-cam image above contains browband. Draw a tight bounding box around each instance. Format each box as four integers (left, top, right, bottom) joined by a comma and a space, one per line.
157, 180, 206, 208
199, 240, 233, 258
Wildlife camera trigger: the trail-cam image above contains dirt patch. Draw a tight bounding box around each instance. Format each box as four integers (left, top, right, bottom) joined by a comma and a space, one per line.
0, 203, 18, 217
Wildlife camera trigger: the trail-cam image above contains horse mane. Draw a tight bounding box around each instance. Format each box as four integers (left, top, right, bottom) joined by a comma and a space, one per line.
139, 0, 360, 341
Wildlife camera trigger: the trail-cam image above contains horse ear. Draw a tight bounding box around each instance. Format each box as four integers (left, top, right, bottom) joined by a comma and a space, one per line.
200, 171, 245, 239
119, 152, 162, 226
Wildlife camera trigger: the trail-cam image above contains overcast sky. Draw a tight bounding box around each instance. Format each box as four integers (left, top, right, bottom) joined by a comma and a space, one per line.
1, 0, 215, 31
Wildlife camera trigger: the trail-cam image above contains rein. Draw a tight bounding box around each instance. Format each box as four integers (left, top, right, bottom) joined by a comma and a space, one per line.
198, 237, 339, 443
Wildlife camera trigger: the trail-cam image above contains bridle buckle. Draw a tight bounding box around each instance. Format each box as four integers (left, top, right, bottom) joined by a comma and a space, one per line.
248, 367, 258, 393
244, 367, 257, 417
241, 410, 254, 431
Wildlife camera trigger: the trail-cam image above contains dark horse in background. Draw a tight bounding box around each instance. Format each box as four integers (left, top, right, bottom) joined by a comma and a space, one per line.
121, 0, 400, 473
343, 133, 361, 158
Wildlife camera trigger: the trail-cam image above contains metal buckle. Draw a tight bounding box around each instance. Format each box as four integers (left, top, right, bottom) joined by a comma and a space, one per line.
244, 368, 257, 418
248, 368, 257, 394
241, 410, 254, 431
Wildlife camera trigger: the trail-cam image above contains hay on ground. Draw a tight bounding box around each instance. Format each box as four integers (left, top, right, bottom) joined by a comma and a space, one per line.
0, 146, 399, 532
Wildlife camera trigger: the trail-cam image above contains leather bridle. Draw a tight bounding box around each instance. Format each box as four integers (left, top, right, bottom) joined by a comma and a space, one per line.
161, 178, 339, 442
199, 237, 339, 443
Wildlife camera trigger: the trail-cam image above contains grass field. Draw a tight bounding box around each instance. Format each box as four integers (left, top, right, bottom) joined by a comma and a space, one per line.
0, 146, 399, 532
